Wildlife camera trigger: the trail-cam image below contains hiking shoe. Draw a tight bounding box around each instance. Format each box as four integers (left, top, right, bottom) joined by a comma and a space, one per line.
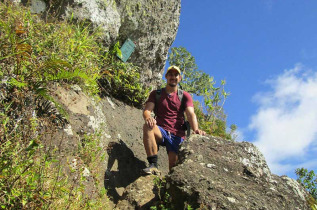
142, 163, 160, 175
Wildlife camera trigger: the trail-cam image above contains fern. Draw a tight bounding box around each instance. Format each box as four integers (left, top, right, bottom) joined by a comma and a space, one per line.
35, 96, 68, 127
8, 78, 27, 88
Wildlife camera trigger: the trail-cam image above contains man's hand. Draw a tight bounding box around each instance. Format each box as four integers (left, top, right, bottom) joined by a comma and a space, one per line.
195, 129, 206, 136
145, 117, 157, 129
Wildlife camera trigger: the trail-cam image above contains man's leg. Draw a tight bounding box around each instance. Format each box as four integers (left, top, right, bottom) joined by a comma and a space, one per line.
143, 124, 163, 174
168, 151, 178, 171
143, 124, 163, 156
165, 134, 183, 171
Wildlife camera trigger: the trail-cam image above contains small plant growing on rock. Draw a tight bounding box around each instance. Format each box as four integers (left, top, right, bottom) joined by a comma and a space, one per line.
151, 176, 174, 210
296, 168, 317, 209
99, 41, 150, 108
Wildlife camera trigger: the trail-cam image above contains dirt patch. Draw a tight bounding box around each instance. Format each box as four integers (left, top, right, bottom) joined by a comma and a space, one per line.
53, 84, 91, 115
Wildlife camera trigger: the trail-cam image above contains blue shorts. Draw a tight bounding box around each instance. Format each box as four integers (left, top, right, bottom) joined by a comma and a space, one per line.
158, 126, 184, 153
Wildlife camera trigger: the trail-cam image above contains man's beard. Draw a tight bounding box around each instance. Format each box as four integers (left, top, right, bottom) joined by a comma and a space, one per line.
168, 83, 177, 87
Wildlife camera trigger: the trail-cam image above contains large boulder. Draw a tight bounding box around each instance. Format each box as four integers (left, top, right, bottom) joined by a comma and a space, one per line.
24, 0, 181, 88
166, 135, 310, 209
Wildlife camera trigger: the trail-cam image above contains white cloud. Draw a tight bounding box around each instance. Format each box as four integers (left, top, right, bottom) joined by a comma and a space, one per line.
249, 64, 317, 175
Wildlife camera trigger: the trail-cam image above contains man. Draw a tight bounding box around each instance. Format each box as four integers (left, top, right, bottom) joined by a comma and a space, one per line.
142, 65, 206, 175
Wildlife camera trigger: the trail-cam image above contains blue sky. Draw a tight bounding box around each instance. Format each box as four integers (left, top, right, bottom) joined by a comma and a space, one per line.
169, 0, 317, 178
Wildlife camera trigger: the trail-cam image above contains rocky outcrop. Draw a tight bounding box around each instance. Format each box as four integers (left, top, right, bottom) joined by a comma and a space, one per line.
103, 133, 311, 209
166, 135, 310, 209
18, 83, 310, 209
48, 84, 169, 205
24, 0, 181, 88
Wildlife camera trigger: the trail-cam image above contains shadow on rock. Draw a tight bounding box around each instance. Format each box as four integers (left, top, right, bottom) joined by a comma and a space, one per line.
104, 140, 147, 203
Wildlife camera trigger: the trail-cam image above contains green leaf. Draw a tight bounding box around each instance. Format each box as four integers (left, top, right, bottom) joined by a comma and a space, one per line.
25, 140, 39, 151
8, 78, 27, 88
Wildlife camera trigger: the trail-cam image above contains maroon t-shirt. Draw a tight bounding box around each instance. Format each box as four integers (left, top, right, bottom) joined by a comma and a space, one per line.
146, 88, 193, 139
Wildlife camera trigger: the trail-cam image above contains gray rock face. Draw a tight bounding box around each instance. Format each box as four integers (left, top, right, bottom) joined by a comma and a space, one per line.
166, 135, 310, 209
112, 0, 181, 87
24, 0, 181, 88
116, 175, 159, 209
48, 84, 169, 206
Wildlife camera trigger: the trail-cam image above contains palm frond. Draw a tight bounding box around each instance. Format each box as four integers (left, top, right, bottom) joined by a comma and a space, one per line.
35, 96, 68, 128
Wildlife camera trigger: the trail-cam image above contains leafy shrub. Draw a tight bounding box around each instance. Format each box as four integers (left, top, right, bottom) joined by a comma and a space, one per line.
0, 2, 101, 97
0, 1, 147, 208
296, 168, 317, 208
193, 101, 235, 140
99, 42, 150, 108
1, 1, 148, 106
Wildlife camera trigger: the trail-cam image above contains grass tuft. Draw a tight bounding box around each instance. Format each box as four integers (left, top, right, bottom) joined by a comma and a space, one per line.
0, 1, 148, 208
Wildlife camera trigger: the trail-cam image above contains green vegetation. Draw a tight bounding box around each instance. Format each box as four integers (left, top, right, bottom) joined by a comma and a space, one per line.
151, 176, 173, 210
168, 47, 236, 140
151, 176, 195, 210
0, 2, 148, 208
296, 168, 317, 209
0, 90, 108, 209
1, 3, 100, 97
99, 41, 149, 108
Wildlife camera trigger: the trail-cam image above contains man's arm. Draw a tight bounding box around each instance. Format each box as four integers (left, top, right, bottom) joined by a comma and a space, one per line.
143, 102, 156, 129
185, 106, 206, 136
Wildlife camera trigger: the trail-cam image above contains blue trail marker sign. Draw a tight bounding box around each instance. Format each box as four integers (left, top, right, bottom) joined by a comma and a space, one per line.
117, 38, 136, 62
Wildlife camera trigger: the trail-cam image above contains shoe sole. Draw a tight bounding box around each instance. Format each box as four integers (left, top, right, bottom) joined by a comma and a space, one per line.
142, 169, 160, 176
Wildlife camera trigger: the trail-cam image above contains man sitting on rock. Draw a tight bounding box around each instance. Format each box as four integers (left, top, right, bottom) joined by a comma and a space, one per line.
142, 65, 206, 175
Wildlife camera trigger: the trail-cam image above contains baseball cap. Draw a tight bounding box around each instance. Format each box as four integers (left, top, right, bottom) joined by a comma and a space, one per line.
166, 66, 181, 75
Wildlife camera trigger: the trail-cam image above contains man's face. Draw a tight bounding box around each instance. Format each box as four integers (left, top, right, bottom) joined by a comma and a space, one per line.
165, 69, 181, 87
